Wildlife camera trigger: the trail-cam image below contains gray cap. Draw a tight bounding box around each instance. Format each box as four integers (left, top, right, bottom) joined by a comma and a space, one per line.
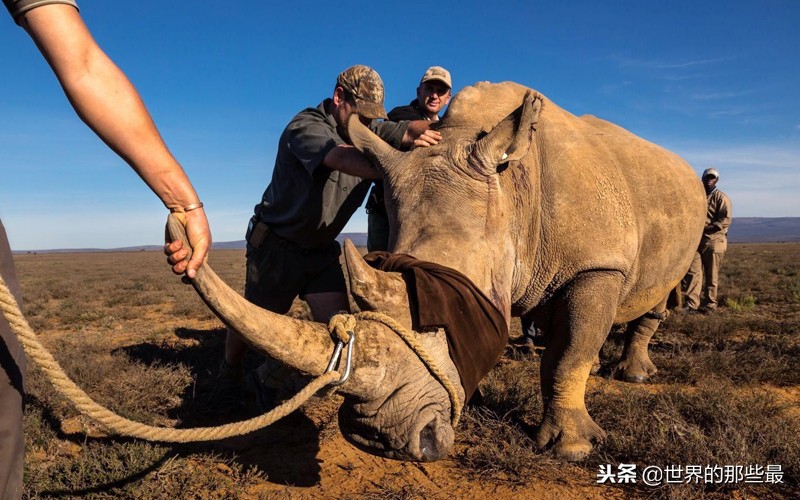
702, 168, 720, 179
420, 66, 452, 89
336, 65, 388, 120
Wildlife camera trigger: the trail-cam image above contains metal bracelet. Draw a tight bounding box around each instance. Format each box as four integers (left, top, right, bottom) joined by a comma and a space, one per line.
325, 330, 356, 386
169, 202, 204, 213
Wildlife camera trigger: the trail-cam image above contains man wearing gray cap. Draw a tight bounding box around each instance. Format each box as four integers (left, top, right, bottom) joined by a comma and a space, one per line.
684, 167, 732, 313
222, 65, 440, 387
366, 66, 453, 251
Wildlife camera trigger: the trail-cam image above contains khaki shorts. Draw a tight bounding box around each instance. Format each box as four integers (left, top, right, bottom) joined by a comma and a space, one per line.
244, 233, 345, 315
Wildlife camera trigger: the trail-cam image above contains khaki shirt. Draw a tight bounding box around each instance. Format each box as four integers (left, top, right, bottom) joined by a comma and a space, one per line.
701, 188, 732, 251
3, 0, 78, 24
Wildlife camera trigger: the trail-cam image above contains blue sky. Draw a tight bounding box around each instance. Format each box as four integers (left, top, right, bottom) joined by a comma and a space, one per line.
1, 0, 798, 250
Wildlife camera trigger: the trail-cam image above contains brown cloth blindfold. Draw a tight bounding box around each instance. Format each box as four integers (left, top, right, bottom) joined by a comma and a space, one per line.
364, 252, 509, 400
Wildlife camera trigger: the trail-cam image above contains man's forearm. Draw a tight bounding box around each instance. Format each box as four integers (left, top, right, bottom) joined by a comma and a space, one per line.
323, 144, 381, 179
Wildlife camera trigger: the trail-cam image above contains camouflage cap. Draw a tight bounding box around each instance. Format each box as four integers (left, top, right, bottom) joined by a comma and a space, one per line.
702, 167, 720, 179
336, 65, 388, 120
420, 66, 452, 89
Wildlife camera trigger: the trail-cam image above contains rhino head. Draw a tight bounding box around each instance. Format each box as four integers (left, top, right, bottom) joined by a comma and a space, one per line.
348, 82, 543, 321
167, 218, 463, 461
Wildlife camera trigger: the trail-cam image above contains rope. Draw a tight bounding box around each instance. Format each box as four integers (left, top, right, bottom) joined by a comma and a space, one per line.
1, 269, 462, 442
331, 311, 463, 427
327, 313, 356, 344
0, 272, 340, 442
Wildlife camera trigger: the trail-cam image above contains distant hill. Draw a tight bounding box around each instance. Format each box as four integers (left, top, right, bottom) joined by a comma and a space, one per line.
202, 232, 368, 250
728, 218, 800, 243
12, 218, 800, 254
337, 233, 369, 247
13, 232, 369, 254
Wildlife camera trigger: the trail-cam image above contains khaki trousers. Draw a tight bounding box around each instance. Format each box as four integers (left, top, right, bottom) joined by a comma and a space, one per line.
0, 220, 25, 500
684, 244, 726, 310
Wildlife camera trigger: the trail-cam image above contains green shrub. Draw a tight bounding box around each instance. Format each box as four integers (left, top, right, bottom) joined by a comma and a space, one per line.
724, 295, 757, 311
787, 282, 800, 303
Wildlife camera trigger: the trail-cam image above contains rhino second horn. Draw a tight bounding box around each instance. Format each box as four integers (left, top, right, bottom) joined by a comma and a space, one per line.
347, 114, 404, 177
343, 239, 414, 330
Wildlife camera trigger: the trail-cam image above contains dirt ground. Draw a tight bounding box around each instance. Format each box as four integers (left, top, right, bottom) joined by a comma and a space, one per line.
11, 244, 800, 498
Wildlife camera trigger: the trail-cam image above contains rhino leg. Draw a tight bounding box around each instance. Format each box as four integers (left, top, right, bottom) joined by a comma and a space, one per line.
536, 272, 621, 461
590, 353, 601, 376
612, 297, 667, 383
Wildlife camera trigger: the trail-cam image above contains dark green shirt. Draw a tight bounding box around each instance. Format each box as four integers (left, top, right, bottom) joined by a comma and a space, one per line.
3, 0, 78, 24
257, 99, 407, 248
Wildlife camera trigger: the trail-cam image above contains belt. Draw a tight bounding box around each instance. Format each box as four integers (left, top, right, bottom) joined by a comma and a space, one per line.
246, 216, 332, 255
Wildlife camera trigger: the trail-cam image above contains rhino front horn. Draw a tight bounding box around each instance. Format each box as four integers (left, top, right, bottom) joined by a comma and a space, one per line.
165, 215, 335, 376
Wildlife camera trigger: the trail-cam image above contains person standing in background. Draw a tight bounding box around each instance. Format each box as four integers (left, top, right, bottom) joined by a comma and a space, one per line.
683, 167, 732, 313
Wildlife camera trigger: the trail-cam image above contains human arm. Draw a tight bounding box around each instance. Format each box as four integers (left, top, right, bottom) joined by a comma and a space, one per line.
705, 193, 732, 234
18, 5, 209, 278
322, 145, 381, 179
372, 118, 441, 150
402, 120, 441, 148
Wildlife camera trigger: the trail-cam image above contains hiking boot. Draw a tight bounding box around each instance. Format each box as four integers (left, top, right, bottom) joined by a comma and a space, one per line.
246, 369, 280, 413
245, 358, 310, 413
217, 359, 245, 386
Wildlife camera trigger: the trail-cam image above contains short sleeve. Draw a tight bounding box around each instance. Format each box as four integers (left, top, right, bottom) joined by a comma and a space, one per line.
370, 120, 409, 149
4, 0, 78, 25
284, 112, 346, 175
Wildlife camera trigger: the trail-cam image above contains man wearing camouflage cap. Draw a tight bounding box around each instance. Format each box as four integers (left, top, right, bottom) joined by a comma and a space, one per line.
683, 167, 732, 313
366, 66, 453, 252
222, 65, 440, 388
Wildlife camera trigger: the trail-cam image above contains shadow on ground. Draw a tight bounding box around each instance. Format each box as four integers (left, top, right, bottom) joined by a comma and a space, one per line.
117, 326, 326, 487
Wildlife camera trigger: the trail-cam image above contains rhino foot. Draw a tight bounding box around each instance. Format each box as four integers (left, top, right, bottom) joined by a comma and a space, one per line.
535, 407, 606, 461
613, 354, 657, 384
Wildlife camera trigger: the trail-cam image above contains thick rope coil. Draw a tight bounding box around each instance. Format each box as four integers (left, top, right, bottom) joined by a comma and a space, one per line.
0, 273, 340, 442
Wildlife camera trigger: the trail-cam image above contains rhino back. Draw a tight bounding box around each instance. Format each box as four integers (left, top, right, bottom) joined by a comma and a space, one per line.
521, 97, 705, 320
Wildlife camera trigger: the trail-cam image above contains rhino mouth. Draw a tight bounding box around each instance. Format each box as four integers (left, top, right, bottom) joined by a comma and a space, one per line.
338, 397, 454, 462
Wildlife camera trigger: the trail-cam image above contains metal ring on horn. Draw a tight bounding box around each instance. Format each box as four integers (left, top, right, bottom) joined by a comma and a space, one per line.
324, 330, 356, 386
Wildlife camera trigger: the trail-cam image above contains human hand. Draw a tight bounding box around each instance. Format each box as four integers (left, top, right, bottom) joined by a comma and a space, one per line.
164, 209, 211, 279
412, 129, 442, 148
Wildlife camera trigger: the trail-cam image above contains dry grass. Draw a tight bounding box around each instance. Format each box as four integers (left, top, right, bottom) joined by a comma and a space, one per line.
457, 244, 800, 498
11, 243, 800, 498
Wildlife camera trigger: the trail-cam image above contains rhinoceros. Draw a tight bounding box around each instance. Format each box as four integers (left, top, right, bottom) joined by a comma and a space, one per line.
170, 81, 705, 462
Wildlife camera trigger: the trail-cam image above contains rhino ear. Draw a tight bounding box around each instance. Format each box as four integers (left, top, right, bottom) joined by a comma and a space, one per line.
348, 114, 404, 176
470, 90, 542, 175
343, 240, 414, 330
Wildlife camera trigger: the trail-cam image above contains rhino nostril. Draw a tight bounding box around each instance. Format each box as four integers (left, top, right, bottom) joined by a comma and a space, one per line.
418, 419, 445, 462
